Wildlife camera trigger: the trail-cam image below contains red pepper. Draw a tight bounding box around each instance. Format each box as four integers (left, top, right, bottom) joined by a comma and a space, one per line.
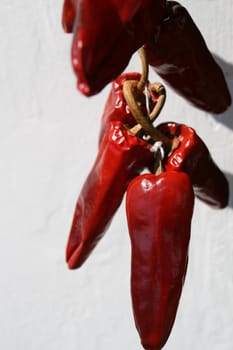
156, 122, 229, 208
99, 72, 165, 145
62, 0, 78, 33
66, 121, 154, 269
99, 72, 141, 143
145, 1, 231, 113
126, 170, 194, 350
70, 0, 166, 96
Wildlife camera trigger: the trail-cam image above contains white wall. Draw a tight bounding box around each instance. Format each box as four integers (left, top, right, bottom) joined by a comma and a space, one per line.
0, 1, 233, 349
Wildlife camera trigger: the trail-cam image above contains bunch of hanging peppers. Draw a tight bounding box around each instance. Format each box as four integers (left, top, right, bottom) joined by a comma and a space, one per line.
61, 1, 230, 349
62, 0, 231, 112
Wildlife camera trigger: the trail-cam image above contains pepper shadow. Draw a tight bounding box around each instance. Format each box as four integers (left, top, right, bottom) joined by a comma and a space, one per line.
211, 55, 233, 209
212, 54, 233, 131
224, 171, 233, 209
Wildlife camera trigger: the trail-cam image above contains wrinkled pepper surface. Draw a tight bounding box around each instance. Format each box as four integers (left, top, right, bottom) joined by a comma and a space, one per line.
99, 72, 141, 144
146, 1, 231, 113
126, 170, 194, 350
156, 122, 229, 208
70, 0, 166, 95
66, 121, 154, 269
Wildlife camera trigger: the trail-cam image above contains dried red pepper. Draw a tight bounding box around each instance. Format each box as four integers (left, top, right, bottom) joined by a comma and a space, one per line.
70, 0, 166, 95
126, 170, 194, 350
62, 0, 78, 33
99, 72, 141, 144
62, 0, 230, 113
156, 122, 229, 208
66, 121, 154, 269
145, 1, 231, 113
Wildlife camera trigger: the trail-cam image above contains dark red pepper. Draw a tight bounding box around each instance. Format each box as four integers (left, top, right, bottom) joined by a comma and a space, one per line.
126, 170, 194, 350
66, 121, 154, 269
70, 0, 166, 96
156, 122, 229, 208
145, 1, 231, 113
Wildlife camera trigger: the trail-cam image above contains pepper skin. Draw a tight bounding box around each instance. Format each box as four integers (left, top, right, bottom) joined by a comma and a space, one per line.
98, 72, 161, 145
157, 122, 229, 208
99, 72, 140, 144
126, 171, 194, 350
71, 0, 166, 96
66, 121, 154, 269
62, 0, 78, 33
145, 1, 231, 113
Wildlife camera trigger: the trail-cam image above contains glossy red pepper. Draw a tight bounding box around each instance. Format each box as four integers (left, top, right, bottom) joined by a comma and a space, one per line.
156, 122, 229, 208
70, 0, 166, 96
126, 170, 194, 350
99, 72, 141, 143
145, 1, 231, 113
62, 0, 78, 33
66, 121, 154, 269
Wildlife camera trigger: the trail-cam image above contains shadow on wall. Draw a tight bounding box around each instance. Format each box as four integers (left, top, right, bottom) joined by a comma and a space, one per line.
225, 172, 233, 209
212, 54, 233, 131
212, 55, 233, 209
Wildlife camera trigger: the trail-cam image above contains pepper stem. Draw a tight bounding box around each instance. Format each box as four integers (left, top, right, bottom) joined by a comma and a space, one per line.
123, 47, 179, 154
129, 82, 166, 136
123, 80, 179, 152
137, 47, 149, 92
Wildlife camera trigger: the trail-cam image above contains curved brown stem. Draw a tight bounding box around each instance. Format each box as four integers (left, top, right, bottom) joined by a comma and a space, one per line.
129, 82, 166, 136
123, 80, 179, 152
123, 47, 179, 153
149, 83, 166, 122
137, 47, 149, 91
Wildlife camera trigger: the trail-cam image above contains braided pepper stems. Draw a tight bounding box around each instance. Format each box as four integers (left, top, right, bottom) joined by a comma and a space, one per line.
98, 73, 166, 146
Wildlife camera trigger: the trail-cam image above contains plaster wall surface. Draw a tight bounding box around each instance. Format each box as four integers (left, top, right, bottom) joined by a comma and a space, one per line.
0, 1, 233, 349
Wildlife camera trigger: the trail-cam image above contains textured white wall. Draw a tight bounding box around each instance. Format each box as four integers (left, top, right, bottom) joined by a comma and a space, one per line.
0, 1, 233, 349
